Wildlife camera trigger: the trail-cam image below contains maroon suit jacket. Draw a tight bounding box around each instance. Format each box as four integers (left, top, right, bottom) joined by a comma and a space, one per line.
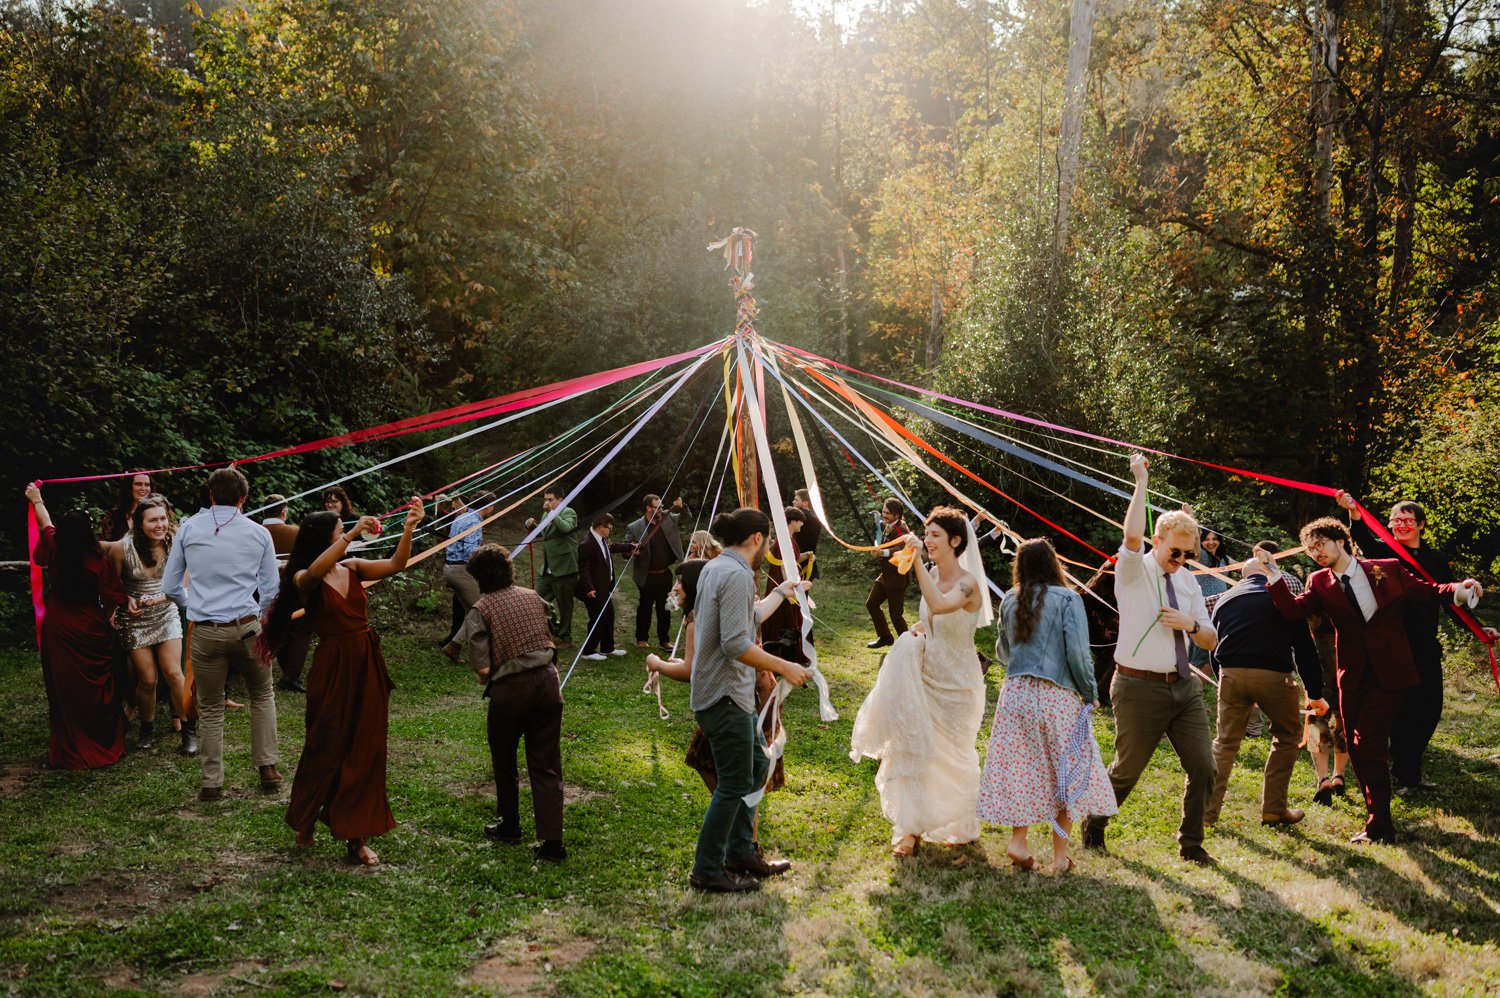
1268, 558, 1460, 693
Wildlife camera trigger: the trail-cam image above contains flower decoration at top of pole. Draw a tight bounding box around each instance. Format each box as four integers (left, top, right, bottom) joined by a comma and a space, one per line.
708, 227, 761, 509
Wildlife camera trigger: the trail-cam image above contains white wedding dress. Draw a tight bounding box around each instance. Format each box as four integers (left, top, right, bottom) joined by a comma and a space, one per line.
849, 595, 987, 845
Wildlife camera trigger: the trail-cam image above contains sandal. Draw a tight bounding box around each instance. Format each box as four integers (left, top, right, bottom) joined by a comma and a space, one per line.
1313, 776, 1337, 806
1053, 856, 1075, 874
1330, 776, 1347, 795
345, 839, 379, 867
1007, 852, 1038, 872
892, 835, 921, 858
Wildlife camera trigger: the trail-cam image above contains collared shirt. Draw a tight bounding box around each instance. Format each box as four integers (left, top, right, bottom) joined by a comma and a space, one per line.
1113, 542, 1212, 673
263, 517, 285, 526
447, 510, 483, 564
162, 505, 279, 622
689, 548, 760, 713
1209, 575, 1323, 699
592, 530, 614, 581
1338, 560, 1379, 622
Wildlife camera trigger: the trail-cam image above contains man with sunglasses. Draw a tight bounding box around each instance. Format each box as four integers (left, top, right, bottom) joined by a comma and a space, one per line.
1333, 493, 1496, 797
1257, 518, 1482, 843
1082, 454, 1220, 864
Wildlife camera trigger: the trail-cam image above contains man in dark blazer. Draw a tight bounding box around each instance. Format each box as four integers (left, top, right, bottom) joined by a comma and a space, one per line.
865, 497, 911, 649
1258, 517, 1482, 843
575, 513, 635, 660
625, 494, 687, 649
792, 489, 822, 580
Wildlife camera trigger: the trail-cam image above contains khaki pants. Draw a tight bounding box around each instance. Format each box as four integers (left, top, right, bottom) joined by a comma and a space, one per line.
1087, 672, 1216, 850
1206, 668, 1302, 823
444, 562, 481, 611
192, 621, 278, 789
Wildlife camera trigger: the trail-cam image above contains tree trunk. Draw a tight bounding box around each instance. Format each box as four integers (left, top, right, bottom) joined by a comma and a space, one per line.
1390, 142, 1418, 319
925, 282, 944, 371
1053, 0, 1099, 257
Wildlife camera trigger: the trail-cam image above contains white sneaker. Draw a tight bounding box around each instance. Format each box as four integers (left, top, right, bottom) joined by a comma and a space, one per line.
608, 649, 629, 657
582, 653, 607, 662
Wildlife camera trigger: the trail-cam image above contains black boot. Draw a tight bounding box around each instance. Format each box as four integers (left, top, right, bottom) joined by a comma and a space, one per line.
178, 722, 198, 757
135, 721, 155, 750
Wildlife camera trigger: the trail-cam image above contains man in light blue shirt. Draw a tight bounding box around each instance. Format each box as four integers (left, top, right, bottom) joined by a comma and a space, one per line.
163, 468, 281, 801
441, 495, 485, 644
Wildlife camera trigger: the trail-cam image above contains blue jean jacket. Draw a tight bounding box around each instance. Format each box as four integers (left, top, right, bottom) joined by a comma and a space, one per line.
996, 586, 1097, 703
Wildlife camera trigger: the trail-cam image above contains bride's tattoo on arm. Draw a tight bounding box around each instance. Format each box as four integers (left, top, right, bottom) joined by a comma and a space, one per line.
958, 581, 974, 598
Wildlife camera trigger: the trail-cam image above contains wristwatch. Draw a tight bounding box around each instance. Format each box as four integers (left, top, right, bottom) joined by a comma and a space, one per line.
1189, 622, 1200, 635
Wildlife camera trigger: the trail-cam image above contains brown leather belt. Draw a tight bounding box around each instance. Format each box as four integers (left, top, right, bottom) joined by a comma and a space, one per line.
1116, 664, 1182, 684
198, 613, 259, 628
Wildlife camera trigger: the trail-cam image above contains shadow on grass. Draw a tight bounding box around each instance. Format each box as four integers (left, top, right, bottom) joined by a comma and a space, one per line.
1119, 855, 1425, 995
863, 848, 1214, 995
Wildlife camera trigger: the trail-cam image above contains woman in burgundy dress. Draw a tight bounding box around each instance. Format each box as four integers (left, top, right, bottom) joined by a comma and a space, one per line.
261, 498, 424, 866
26, 484, 127, 769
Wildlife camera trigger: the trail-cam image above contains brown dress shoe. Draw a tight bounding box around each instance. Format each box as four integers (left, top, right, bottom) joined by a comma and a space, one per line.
689, 870, 761, 893
199, 786, 223, 802
1261, 809, 1305, 826
1178, 845, 1217, 865
258, 765, 284, 793
726, 853, 791, 878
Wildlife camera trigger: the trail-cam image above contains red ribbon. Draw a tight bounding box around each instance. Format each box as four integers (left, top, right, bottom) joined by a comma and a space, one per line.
27, 495, 43, 647
774, 341, 1497, 694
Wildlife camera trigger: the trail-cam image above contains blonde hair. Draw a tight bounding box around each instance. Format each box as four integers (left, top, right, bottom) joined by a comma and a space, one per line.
1154, 510, 1199, 542
687, 529, 722, 559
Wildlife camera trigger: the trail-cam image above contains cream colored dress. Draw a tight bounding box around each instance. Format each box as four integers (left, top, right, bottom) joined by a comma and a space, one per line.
849, 597, 986, 845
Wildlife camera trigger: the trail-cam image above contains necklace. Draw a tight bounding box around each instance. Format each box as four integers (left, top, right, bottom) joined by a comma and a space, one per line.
211, 507, 238, 536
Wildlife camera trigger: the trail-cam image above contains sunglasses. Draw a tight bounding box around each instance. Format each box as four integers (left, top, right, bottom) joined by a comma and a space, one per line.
1166, 547, 1194, 561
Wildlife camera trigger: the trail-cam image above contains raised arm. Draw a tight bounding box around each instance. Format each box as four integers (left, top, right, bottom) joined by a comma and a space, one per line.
353, 498, 425, 583
1123, 454, 1149, 553
904, 534, 980, 615
24, 484, 53, 532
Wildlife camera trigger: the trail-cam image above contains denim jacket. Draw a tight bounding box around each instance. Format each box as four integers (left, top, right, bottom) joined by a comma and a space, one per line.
997, 586, 1096, 702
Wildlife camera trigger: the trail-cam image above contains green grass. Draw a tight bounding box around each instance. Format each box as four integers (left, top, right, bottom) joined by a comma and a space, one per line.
2, 548, 1499, 995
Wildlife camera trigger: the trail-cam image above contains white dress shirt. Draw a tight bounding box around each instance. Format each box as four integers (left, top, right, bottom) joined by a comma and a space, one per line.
1113, 543, 1213, 673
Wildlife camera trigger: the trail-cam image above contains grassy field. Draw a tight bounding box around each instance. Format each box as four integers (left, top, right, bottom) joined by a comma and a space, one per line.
2, 548, 1499, 996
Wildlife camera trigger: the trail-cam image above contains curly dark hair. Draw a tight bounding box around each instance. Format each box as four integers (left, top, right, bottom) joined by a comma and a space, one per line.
468, 544, 515, 593
925, 506, 969, 556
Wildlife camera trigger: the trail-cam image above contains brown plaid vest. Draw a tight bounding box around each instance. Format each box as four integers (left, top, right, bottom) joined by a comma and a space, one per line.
475, 586, 554, 672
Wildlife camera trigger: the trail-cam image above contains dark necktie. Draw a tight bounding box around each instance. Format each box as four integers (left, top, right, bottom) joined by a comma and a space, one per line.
1339, 574, 1364, 622
1163, 572, 1191, 679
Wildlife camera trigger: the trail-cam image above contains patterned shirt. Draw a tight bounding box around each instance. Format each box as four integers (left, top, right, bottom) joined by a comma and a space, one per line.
447, 510, 483, 564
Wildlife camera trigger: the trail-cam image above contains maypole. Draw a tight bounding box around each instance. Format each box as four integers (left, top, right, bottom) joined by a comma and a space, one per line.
709, 227, 761, 509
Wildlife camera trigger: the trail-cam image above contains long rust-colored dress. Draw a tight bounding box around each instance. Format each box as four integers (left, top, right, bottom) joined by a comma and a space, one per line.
285, 577, 396, 842
35, 526, 127, 769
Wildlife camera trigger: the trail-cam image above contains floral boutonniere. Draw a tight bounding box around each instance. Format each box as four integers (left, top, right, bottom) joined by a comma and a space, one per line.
1368, 563, 1387, 587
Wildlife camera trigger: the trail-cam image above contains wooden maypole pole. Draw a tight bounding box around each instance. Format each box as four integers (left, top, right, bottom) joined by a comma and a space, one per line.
709, 227, 761, 510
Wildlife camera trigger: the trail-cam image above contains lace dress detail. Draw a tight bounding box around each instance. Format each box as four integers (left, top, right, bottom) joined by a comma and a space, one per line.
849, 596, 987, 844
116, 534, 182, 651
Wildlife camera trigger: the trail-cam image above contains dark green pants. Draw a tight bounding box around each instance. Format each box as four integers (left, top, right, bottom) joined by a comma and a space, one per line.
692, 696, 770, 879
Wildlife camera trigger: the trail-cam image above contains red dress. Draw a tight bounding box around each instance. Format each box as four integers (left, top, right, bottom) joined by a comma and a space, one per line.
285, 577, 396, 841
34, 526, 127, 769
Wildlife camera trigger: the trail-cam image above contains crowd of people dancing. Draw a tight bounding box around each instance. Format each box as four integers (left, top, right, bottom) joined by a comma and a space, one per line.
22, 449, 1493, 887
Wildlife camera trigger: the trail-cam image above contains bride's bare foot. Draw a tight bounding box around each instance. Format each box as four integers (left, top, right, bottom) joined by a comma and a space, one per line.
225, 698, 244, 711
892, 835, 921, 857
345, 839, 379, 866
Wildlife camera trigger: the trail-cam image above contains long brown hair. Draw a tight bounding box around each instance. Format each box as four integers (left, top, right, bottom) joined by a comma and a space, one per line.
129, 494, 176, 568
1010, 538, 1067, 644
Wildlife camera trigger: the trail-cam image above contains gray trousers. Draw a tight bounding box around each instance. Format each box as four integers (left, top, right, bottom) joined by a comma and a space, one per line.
1088, 671, 1216, 850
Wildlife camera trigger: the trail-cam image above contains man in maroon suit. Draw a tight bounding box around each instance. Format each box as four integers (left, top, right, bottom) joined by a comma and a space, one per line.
1257, 518, 1482, 844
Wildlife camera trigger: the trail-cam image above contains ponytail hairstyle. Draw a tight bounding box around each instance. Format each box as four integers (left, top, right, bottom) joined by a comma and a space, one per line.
710, 507, 771, 547
130, 494, 176, 568
258, 512, 340, 661
1010, 538, 1067, 644
924, 505, 969, 556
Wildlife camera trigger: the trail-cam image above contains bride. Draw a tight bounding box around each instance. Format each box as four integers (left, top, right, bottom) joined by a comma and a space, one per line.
849, 506, 992, 857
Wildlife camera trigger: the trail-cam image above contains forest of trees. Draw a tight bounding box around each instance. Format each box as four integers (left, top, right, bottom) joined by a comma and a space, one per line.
4, 0, 1498, 577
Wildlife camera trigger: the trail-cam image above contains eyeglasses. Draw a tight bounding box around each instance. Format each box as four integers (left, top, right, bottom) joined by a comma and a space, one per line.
1389, 517, 1419, 527
1167, 548, 1193, 561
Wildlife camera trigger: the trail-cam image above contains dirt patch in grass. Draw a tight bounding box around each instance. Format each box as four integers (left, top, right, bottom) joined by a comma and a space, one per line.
457, 781, 610, 806
0, 760, 41, 799
46, 847, 264, 922
466, 937, 597, 994
173, 960, 268, 996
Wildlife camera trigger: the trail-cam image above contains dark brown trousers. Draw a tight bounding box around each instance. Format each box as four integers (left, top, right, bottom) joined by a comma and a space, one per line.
486, 663, 564, 841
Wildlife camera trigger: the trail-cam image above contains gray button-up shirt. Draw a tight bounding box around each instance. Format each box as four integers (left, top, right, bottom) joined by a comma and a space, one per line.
689, 548, 760, 714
